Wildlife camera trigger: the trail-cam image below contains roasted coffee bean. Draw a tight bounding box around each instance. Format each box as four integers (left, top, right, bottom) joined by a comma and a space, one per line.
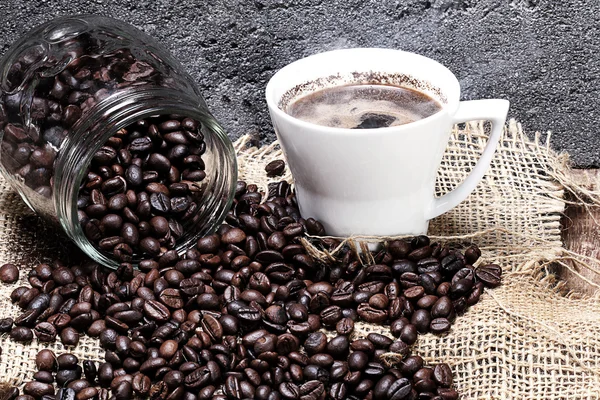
399, 356, 424, 376
399, 324, 418, 345
475, 264, 502, 287
0, 263, 19, 283
464, 245, 481, 264
369, 293, 389, 310
335, 318, 354, 335
467, 282, 484, 306
132, 374, 151, 395
320, 306, 343, 327
33, 322, 57, 342
431, 296, 453, 318
367, 333, 393, 349
10, 326, 33, 342
330, 382, 347, 400
430, 318, 451, 334
265, 160, 286, 177
0, 317, 13, 333
36, 349, 57, 372
441, 254, 464, 276
304, 333, 328, 356
57, 354, 78, 370
433, 363, 453, 387
348, 351, 369, 371
357, 303, 387, 324
326, 335, 349, 358
411, 309, 432, 333
417, 294, 439, 309
24, 381, 54, 398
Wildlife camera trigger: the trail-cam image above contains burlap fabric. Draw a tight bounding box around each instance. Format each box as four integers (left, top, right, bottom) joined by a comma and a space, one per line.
0, 120, 599, 398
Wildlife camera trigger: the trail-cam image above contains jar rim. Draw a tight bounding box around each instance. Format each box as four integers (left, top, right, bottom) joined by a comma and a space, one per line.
55, 87, 237, 268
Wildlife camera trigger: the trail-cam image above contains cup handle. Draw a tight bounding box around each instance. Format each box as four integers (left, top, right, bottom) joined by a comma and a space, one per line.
426, 99, 510, 220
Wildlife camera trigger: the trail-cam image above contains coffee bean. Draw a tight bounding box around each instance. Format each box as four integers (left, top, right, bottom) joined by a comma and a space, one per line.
404, 285, 425, 300
10, 326, 33, 342
299, 380, 324, 400
399, 355, 423, 376
34, 322, 57, 342
221, 228, 247, 244
431, 296, 453, 318
475, 264, 502, 287
441, 254, 464, 276
411, 309, 432, 333
57, 354, 79, 370
0, 263, 19, 283
329, 382, 347, 400
36, 349, 57, 372
319, 305, 343, 327
265, 160, 286, 177
367, 333, 393, 349
279, 382, 300, 399
335, 318, 354, 335
159, 288, 184, 309
399, 324, 418, 345
464, 245, 481, 264
430, 318, 451, 333
143, 299, 171, 321
433, 363, 453, 387
57, 327, 79, 347
24, 381, 54, 398
348, 351, 369, 371
132, 374, 151, 395
304, 333, 328, 356
327, 335, 349, 359
140, 237, 161, 256
467, 282, 484, 306
357, 303, 387, 324
368, 293, 389, 309
201, 314, 223, 341
0, 317, 13, 333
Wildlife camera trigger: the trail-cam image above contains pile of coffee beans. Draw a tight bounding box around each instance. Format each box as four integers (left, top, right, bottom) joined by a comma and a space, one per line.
1, 172, 501, 399
77, 114, 208, 260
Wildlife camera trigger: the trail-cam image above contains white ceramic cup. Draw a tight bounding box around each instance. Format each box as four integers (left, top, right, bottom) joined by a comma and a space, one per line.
265, 48, 509, 237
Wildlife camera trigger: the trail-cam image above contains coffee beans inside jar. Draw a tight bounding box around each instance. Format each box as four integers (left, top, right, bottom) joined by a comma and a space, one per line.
78, 114, 209, 261
0, 15, 236, 267
2, 163, 502, 399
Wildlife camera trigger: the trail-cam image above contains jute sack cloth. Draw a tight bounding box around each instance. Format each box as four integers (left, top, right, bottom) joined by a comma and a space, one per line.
0, 119, 598, 398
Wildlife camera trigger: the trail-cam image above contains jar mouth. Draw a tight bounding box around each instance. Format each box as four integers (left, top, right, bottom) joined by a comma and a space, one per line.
55, 88, 237, 268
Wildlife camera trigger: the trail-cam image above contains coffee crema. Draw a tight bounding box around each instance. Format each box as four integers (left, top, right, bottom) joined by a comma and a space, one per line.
285, 83, 442, 129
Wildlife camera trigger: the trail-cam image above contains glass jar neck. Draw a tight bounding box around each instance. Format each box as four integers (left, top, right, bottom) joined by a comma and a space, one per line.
54, 87, 237, 268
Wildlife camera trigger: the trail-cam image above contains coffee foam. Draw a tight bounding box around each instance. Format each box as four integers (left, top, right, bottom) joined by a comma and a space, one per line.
285, 84, 441, 129
278, 71, 447, 112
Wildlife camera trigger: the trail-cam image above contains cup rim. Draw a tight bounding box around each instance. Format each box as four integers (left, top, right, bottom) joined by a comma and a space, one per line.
265, 48, 461, 134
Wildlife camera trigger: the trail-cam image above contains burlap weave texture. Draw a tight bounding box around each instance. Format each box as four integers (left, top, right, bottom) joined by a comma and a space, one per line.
0, 120, 597, 398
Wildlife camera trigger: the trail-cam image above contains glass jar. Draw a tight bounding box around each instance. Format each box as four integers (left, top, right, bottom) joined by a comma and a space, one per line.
0, 15, 237, 268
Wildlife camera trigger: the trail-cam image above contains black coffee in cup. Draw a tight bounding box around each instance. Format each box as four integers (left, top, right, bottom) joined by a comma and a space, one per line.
285, 83, 442, 129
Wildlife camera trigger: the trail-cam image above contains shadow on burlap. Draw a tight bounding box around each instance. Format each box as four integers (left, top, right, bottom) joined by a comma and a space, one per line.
0, 119, 598, 398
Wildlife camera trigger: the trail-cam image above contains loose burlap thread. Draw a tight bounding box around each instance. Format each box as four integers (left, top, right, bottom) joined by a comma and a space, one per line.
0, 119, 598, 398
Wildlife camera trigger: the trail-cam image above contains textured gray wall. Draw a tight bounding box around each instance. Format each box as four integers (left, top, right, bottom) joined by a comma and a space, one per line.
1, 0, 599, 166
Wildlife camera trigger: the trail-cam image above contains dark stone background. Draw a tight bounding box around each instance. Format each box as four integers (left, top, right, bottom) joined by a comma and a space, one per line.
1, 0, 599, 166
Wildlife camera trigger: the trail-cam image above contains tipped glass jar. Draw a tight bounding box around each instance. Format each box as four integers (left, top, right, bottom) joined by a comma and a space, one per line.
0, 15, 237, 268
